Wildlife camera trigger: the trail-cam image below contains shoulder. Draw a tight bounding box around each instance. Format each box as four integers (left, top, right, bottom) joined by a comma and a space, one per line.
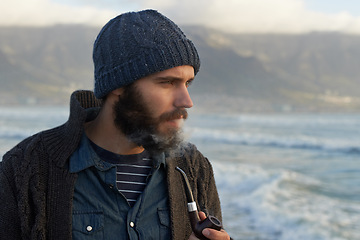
1, 124, 64, 173
167, 142, 209, 165
0, 133, 42, 193
3, 122, 62, 157
2, 132, 46, 176
3, 133, 41, 164
166, 142, 214, 181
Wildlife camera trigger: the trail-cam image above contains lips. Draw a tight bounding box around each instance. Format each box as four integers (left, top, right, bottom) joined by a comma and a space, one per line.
166, 117, 184, 129
159, 109, 188, 122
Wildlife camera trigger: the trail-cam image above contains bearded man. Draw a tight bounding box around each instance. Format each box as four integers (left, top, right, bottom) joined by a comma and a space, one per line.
0, 9, 230, 240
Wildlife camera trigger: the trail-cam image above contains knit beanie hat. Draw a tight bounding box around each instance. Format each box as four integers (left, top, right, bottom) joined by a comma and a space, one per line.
93, 9, 200, 99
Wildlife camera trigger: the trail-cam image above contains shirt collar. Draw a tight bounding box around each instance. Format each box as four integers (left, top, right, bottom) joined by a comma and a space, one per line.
69, 133, 113, 173
69, 133, 167, 173
151, 151, 166, 169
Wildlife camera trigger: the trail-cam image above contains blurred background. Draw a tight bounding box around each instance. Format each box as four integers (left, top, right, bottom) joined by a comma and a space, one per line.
0, 0, 359, 239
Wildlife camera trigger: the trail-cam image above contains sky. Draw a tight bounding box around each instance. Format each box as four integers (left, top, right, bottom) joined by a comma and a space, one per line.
1, 0, 360, 34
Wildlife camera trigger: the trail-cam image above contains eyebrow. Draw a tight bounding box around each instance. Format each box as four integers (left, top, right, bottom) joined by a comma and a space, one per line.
154, 76, 194, 82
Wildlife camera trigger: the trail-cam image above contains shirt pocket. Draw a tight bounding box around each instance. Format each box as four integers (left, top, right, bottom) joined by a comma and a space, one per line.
158, 208, 170, 228
72, 210, 104, 240
157, 208, 171, 239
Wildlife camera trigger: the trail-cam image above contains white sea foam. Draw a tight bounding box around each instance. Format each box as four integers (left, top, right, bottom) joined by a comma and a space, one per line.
213, 162, 360, 240
186, 127, 360, 154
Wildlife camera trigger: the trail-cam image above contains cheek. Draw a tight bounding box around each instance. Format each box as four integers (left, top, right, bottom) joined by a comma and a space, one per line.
143, 92, 173, 117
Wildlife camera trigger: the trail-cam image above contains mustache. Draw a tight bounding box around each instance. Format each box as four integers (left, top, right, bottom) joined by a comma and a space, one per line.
158, 108, 188, 122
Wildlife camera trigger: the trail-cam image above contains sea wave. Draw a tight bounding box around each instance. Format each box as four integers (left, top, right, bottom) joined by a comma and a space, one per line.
0, 107, 68, 142
188, 128, 360, 154
213, 162, 360, 240
235, 114, 360, 128
0, 128, 37, 141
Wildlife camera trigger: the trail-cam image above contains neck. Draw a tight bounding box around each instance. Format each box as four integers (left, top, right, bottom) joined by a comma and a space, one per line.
85, 101, 144, 155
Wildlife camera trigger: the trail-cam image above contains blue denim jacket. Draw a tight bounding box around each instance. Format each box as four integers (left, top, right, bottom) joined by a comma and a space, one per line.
69, 134, 170, 239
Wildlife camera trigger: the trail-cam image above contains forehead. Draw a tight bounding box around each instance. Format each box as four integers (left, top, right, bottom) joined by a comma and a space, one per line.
141, 65, 195, 82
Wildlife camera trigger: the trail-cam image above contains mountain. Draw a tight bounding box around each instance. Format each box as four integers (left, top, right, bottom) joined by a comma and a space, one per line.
0, 25, 359, 113
184, 26, 360, 112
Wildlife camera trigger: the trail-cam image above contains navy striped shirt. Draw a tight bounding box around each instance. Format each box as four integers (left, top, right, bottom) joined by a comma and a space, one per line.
89, 141, 152, 207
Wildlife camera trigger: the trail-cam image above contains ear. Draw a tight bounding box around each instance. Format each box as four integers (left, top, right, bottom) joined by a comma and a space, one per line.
111, 88, 124, 96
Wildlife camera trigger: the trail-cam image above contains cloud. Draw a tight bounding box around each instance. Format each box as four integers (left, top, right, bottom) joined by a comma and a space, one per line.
0, 0, 118, 27
140, 0, 360, 34
1, 0, 360, 34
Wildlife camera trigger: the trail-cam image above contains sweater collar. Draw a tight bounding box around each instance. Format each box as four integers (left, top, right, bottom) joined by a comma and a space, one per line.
43, 90, 102, 168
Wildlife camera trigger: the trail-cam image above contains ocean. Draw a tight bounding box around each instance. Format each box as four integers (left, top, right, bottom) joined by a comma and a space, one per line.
1, 106, 359, 240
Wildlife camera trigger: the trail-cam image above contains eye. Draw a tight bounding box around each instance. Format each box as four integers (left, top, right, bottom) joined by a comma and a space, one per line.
185, 80, 193, 88
161, 80, 174, 85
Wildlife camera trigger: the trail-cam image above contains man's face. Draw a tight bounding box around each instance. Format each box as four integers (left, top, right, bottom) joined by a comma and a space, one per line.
113, 65, 195, 154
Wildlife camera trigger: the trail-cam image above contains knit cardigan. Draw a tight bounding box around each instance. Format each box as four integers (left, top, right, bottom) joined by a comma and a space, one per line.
0, 90, 222, 240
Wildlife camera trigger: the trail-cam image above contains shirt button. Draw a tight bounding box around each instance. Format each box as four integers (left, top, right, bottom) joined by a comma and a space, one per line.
129, 222, 135, 228
86, 225, 93, 232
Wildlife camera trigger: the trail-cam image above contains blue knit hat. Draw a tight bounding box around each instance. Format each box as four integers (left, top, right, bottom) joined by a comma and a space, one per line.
93, 9, 200, 99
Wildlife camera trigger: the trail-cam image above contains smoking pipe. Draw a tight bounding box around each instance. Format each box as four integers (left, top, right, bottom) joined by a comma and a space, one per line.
176, 167, 223, 240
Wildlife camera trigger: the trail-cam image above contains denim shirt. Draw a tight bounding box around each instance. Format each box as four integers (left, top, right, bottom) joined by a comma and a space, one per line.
69, 134, 171, 240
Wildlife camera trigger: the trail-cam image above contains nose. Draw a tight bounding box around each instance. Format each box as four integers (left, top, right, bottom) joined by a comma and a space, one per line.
174, 86, 193, 109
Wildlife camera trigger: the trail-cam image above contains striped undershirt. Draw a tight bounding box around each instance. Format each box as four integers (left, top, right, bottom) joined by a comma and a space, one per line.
89, 140, 152, 207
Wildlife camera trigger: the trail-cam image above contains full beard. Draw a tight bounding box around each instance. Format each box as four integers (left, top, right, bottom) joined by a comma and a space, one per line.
113, 83, 188, 155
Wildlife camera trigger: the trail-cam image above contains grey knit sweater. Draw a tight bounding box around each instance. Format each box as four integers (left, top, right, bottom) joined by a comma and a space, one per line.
0, 90, 222, 240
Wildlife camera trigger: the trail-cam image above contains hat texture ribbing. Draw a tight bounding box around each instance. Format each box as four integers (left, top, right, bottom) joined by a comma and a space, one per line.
93, 9, 200, 99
